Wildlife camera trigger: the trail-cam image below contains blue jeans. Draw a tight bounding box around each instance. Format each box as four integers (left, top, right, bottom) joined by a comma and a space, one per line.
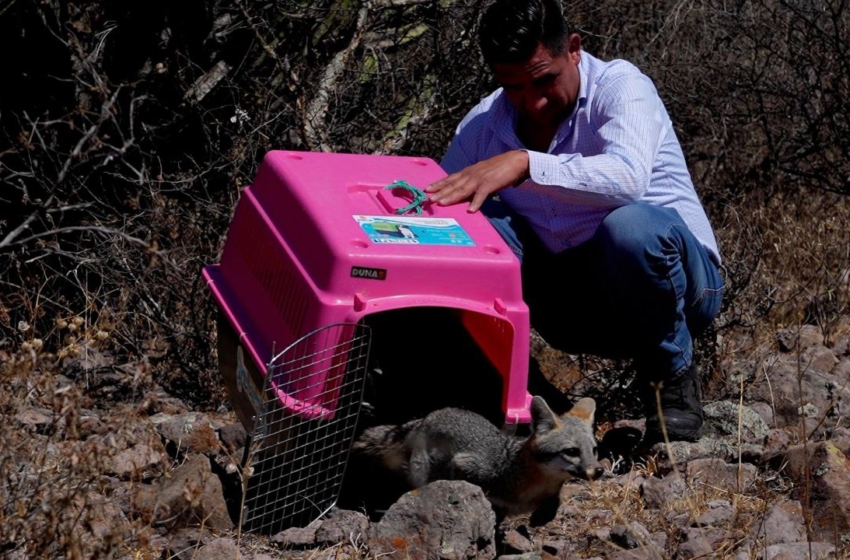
483, 199, 724, 380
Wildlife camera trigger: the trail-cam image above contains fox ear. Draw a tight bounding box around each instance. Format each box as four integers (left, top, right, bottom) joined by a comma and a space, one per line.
565, 397, 596, 427
531, 395, 558, 434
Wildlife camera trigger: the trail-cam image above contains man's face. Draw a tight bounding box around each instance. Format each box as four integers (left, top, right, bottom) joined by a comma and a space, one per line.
492, 34, 582, 129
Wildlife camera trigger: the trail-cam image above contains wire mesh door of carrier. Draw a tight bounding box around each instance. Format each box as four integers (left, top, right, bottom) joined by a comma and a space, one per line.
239, 323, 371, 535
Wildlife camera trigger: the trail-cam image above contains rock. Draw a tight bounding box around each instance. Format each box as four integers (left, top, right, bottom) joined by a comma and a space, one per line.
314, 508, 369, 546
195, 538, 241, 560
609, 522, 652, 549
802, 345, 839, 373
159, 528, 207, 560
833, 335, 850, 357
60, 343, 112, 376
648, 531, 667, 551
594, 526, 612, 542
110, 443, 166, 479
686, 458, 757, 493
778, 441, 850, 541
641, 473, 688, 509
748, 402, 775, 427
271, 519, 321, 547
829, 316, 850, 355
776, 325, 823, 352
605, 548, 663, 560
15, 407, 55, 433
540, 540, 567, 558
502, 529, 534, 553
612, 472, 645, 489
648, 436, 765, 469
830, 426, 850, 456
664, 510, 691, 528
834, 357, 850, 380
133, 454, 233, 532
77, 409, 103, 438
746, 358, 849, 436
138, 386, 191, 416
693, 500, 733, 527
677, 527, 733, 559
80, 492, 132, 542
153, 412, 222, 455
762, 542, 835, 559
368, 480, 497, 560
218, 422, 248, 453
764, 428, 794, 459
703, 401, 770, 443
757, 500, 806, 545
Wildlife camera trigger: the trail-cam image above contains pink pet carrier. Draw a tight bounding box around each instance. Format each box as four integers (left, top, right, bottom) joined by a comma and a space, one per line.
203, 149, 533, 532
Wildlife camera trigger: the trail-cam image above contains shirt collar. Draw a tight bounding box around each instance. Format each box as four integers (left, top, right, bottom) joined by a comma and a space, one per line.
576, 51, 589, 107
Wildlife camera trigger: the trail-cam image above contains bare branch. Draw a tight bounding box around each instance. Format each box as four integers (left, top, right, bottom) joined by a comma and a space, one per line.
0, 226, 153, 253
185, 60, 232, 103
374, 74, 437, 154
1, 87, 121, 249
303, 1, 374, 152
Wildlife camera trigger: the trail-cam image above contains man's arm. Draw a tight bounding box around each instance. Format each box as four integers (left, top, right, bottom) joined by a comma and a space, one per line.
430, 150, 529, 212
431, 96, 529, 213
521, 72, 668, 207
431, 71, 668, 211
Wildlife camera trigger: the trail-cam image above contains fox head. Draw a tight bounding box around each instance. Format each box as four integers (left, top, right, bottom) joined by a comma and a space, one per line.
529, 395, 604, 482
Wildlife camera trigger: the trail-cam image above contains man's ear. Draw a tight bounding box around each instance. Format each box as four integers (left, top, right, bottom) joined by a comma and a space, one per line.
566, 32, 581, 62
565, 397, 596, 427
531, 395, 559, 434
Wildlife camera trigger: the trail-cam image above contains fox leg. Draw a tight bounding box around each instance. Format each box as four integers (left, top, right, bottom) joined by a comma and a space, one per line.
449, 452, 485, 481
406, 437, 431, 488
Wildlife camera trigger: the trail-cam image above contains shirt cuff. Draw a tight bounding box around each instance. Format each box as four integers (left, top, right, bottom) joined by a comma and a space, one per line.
525, 151, 563, 186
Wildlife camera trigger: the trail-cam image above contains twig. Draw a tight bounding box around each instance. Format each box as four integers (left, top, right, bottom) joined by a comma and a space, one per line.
0, 226, 153, 253
793, 324, 814, 547
1, 88, 121, 249
736, 368, 745, 492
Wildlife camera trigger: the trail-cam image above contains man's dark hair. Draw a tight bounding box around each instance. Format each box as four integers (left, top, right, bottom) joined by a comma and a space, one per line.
479, 0, 569, 67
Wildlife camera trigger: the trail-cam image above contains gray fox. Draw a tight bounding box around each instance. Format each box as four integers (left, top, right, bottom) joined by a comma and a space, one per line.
350, 396, 603, 514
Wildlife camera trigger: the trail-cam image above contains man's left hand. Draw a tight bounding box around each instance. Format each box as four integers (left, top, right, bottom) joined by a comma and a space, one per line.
426, 150, 529, 212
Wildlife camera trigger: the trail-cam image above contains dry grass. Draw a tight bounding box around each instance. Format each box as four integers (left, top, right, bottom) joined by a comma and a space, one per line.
0, 355, 142, 558
2, 338, 849, 556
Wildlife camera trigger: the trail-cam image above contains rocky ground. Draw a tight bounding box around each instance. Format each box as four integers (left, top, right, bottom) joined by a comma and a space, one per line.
3, 319, 850, 559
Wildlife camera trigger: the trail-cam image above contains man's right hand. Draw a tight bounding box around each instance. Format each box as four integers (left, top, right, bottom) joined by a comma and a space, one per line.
426, 150, 529, 213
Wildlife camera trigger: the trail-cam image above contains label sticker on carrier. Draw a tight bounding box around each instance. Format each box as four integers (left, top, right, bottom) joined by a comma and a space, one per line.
236, 346, 263, 415
354, 215, 475, 246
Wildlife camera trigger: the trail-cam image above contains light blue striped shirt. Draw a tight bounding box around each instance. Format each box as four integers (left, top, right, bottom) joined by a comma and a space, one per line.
440, 50, 721, 265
